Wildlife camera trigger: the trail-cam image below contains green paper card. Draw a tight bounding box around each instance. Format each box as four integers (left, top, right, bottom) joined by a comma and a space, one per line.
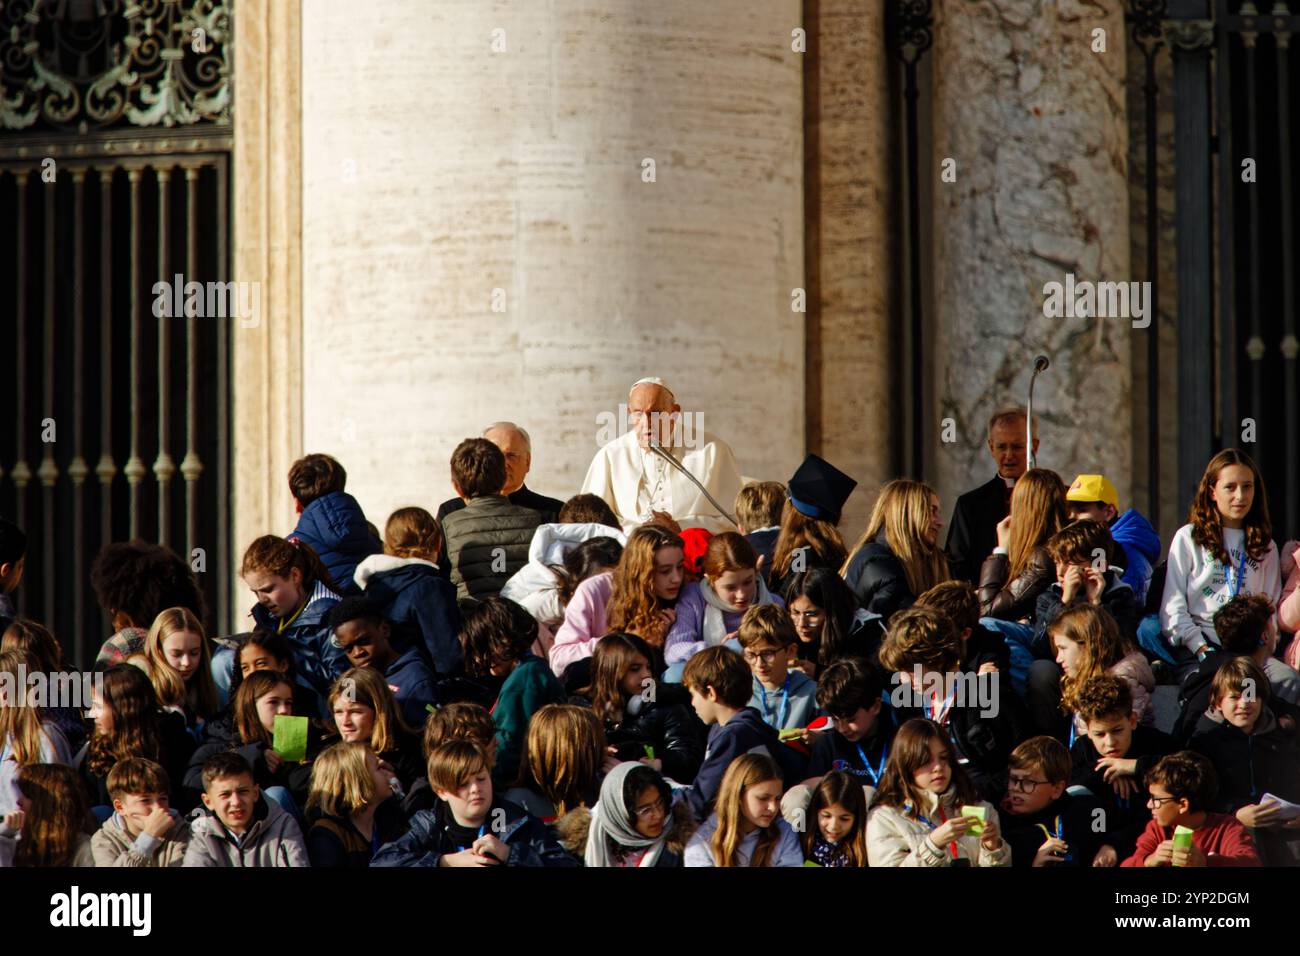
643, 745, 656, 760
1171, 825, 1194, 864
803, 859, 822, 867
273, 715, 309, 763
960, 805, 987, 836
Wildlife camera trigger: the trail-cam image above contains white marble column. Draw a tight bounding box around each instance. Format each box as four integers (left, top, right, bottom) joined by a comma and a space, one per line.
297, 0, 806, 526
931, 0, 1132, 508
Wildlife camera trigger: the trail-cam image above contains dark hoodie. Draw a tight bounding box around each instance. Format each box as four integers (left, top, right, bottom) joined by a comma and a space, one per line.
1030, 569, 1138, 652
370, 797, 578, 867
1070, 724, 1176, 859
183, 715, 321, 811
686, 706, 808, 820
1000, 791, 1103, 867
1110, 508, 1161, 607
355, 556, 462, 677
1189, 706, 1300, 865
382, 644, 439, 728
291, 491, 382, 594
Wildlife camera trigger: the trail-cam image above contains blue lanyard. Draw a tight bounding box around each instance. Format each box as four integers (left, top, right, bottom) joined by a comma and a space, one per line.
1227, 549, 1248, 599
923, 691, 954, 724
760, 677, 790, 728
1068, 723, 1077, 750
457, 824, 487, 852
855, 742, 888, 786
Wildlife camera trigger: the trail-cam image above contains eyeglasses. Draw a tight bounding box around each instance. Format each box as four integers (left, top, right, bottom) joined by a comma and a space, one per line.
742, 649, 782, 664
1148, 795, 1180, 807
1007, 776, 1049, 794
634, 798, 667, 819
790, 610, 824, 623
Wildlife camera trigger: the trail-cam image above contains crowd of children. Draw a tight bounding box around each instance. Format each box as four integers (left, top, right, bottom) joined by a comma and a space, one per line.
1, 418, 1299, 869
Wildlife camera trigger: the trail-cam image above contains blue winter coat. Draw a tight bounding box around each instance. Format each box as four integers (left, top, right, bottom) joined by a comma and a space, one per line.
1111, 508, 1161, 606
354, 555, 462, 677
370, 797, 579, 868
383, 645, 439, 728
250, 584, 347, 709
291, 492, 382, 594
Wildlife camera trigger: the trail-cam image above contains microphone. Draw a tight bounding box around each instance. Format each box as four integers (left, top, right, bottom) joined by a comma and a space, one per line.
1027, 355, 1049, 469
647, 437, 739, 527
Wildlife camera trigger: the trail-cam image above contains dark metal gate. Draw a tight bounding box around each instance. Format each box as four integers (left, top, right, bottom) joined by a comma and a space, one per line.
0, 0, 232, 667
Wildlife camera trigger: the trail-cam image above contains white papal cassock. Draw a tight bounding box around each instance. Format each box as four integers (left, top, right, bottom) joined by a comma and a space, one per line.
580, 429, 743, 534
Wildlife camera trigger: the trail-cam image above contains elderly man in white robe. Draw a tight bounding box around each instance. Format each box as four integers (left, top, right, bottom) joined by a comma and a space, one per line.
581, 377, 744, 534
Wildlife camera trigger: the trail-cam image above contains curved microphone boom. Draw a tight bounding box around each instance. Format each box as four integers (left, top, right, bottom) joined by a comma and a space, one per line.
647, 440, 739, 527
1027, 354, 1049, 470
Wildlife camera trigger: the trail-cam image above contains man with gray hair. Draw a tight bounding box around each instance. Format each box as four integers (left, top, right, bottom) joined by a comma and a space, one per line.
581, 377, 743, 534
945, 406, 1039, 584
435, 422, 565, 575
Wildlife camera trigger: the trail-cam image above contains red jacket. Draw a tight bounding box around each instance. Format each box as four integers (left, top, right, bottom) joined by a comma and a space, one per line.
1121, 813, 1261, 867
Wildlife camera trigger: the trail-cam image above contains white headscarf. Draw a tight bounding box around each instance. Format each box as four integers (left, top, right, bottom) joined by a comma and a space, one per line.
584, 762, 669, 868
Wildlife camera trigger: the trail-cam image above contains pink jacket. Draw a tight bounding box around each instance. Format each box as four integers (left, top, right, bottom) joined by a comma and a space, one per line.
1278, 543, 1300, 669
548, 572, 615, 678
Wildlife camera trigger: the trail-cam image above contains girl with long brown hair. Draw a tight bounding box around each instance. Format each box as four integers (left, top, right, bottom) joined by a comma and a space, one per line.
1052, 604, 1153, 734
1160, 449, 1281, 663
866, 718, 1010, 867
139, 607, 220, 730
80, 663, 196, 815
575, 632, 706, 784
843, 479, 950, 622
605, 525, 686, 651
0, 764, 94, 867
977, 468, 1067, 621
0, 649, 78, 816
683, 753, 803, 867
770, 502, 849, 597
503, 704, 609, 821
184, 669, 319, 815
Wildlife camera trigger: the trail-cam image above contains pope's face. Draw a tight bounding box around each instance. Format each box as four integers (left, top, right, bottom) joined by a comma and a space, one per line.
629, 384, 680, 449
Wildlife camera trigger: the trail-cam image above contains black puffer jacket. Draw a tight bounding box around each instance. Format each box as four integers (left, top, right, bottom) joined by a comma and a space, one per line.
978, 546, 1055, 622
570, 684, 708, 785
441, 495, 543, 602
842, 533, 914, 623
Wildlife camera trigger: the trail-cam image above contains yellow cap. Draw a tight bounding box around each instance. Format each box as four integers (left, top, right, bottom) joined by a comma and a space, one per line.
1066, 474, 1119, 508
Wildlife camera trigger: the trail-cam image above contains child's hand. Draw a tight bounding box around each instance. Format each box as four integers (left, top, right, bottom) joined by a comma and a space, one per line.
1033, 837, 1069, 866
141, 806, 174, 839
1145, 840, 1175, 867
1236, 802, 1280, 829
928, 816, 972, 847
440, 849, 497, 867
1082, 567, 1106, 604
1280, 715, 1297, 734
472, 833, 509, 865
658, 608, 677, 629
1171, 842, 1207, 868
1092, 844, 1118, 867
264, 749, 284, 773
995, 515, 1013, 551
1, 810, 24, 834
638, 756, 663, 772
977, 661, 999, 675
1060, 565, 1085, 603
977, 815, 1001, 851
1095, 755, 1137, 783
